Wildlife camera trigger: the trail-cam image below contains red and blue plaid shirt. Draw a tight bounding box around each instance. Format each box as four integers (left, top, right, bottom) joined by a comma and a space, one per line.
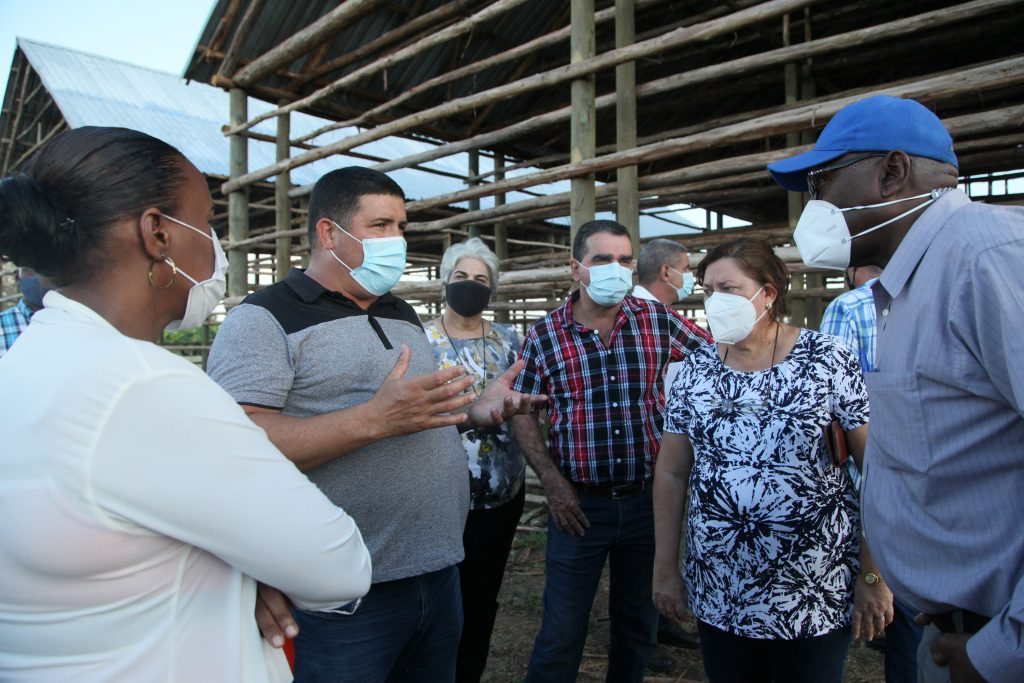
514, 292, 712, 486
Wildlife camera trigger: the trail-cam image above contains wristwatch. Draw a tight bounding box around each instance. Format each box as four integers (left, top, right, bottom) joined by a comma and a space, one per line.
863, 572, 884, 585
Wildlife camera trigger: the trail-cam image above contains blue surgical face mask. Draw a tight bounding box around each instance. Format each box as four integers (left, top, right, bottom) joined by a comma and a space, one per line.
578, 261, 633, 307
329, 220, 407, 296
669, 267, 695, 302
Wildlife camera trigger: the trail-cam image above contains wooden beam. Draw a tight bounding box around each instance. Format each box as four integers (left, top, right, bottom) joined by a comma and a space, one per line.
228, 88, 250, 297
274, 103, 291, 281
11, 120, 66, 170
214, 0, 266, 85
376, 58, 1024, 213
222, 0, 826, 188
615, 0, 639, 257
362, 0, 1019, 180
570, 0, 596, 244
230, 0, 535, 138
2, 54, 31, 172
231, 0, 383, 88
288, 0, 478, 91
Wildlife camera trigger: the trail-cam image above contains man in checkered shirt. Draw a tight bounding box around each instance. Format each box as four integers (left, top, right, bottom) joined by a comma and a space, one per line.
512, 220, 711, 683
1, 267, 49, 358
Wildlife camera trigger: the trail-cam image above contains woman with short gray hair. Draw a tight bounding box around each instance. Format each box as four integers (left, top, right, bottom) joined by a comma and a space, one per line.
425, 237, 525, 683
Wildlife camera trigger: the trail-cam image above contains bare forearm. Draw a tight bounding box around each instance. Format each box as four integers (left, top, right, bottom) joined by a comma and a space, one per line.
653, 471, 687, 569
249, 402, 389, 472
511, 414, 561, 483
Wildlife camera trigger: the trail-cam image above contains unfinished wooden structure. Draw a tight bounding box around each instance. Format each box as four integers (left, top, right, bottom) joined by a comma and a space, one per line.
22, 1, 1024, 326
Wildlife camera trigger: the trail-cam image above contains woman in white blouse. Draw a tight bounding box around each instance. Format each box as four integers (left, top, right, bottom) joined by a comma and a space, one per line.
0, 127, 371, 682
652, 238, 892, 683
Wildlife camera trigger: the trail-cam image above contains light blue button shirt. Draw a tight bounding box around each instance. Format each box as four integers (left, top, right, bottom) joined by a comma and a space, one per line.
862, 189, 1024, 683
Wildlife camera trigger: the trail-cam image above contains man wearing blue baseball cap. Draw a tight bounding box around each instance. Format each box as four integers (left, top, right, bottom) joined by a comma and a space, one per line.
769, 95, 1024, 683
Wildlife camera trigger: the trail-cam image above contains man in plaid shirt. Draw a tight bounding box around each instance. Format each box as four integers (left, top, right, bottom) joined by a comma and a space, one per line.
512, 220, 711, 682
0, 267, 49, 358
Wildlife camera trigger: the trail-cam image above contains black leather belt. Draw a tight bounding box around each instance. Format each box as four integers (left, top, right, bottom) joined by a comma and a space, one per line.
931, 609, 989, 635
573, 480, 648, 500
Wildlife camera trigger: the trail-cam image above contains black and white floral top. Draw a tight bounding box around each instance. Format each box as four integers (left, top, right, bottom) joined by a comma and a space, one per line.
425, 321, 525, 510
665, 329, 868, 639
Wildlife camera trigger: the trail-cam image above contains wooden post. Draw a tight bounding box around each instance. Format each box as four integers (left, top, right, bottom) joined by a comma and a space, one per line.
570, 0, 596, 246
228, 88, 250, 298
299, 196, 311, 269
494, 152, 509, 323
468, 150, 481, 239
615, 0, 639, 258
275, 102, 291, 282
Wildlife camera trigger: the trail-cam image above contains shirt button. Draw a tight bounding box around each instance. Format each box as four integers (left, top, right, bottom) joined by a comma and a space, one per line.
616, 458, 622, 463
882, 308, 889, 317
614, 429, 620, 435
610, 375, 616, 381
612, 402, 618, 407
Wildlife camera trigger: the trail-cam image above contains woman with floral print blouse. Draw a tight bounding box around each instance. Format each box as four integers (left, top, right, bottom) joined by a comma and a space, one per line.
424, 237, 525, 683
652, 238, 893, 683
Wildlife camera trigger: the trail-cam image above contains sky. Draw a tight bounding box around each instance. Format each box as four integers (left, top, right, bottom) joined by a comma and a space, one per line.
0, 0, 216, 95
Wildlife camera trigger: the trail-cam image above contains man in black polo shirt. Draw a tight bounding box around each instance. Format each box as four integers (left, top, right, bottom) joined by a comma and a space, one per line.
208, 167, 538, 683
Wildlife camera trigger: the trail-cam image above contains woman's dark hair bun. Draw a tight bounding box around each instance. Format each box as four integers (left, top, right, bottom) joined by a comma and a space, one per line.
0, 126, 187, 286
0, 174, 77, 276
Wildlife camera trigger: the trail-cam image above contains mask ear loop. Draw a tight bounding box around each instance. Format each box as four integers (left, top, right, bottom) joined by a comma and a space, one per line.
149, 257, 178, 289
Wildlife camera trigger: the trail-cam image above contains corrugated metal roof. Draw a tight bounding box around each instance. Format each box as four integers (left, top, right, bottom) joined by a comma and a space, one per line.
15, 38, 471, 201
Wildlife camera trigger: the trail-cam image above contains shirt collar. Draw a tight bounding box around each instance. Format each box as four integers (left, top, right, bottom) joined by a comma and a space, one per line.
631, 284, 658, 302
560, 290, 641, 329
878, 189, 970, 301
35, 291, 119, 332
15, 298, 34, 319
284, 267, 400, 311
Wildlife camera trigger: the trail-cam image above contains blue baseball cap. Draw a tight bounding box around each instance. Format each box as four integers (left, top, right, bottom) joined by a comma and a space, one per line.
767, 96, 958, 192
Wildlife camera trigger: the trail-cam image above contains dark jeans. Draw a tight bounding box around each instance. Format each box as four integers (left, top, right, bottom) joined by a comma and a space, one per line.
886, 597, 924, 683
525, 487, 658, 683
292, 565, 463, 683
456, 486, 526, 683
697, 620, 852, 683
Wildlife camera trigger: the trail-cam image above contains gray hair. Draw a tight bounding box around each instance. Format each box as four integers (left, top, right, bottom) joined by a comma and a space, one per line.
637, 239, 688, 286
440, 237, 500, 291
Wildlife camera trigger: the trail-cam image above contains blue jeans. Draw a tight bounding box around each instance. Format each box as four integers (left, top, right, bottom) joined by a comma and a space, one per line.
525, 487, 658, 683
292, 565, 463, 683
886, 597, 924, 683
697, 620, 852, 683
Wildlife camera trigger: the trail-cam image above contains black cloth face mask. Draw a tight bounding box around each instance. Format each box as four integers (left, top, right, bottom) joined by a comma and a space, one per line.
445, 280, 492, 317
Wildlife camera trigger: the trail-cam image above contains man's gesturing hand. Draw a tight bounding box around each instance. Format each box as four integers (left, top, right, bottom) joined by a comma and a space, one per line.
467, 359, 548, 428
370, 344, 476, 435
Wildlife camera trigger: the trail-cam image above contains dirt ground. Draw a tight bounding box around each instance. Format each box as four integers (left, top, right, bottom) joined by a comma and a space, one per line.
480, 507, 886, 683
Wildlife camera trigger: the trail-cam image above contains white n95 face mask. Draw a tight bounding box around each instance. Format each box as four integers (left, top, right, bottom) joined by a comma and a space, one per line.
704, 286, 766, 345
794, 189, 950, 271
164, 215, 228, 331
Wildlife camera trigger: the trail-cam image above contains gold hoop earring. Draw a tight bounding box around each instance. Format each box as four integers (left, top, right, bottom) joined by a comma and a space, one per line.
148, 257, 177, 289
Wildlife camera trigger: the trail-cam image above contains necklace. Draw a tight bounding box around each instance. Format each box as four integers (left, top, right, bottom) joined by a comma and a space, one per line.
440, 315, 488, 396
712, 323, 780, 415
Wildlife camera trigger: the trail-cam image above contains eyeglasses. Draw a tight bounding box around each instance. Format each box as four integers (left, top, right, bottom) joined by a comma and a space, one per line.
806, 154, 887, 200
